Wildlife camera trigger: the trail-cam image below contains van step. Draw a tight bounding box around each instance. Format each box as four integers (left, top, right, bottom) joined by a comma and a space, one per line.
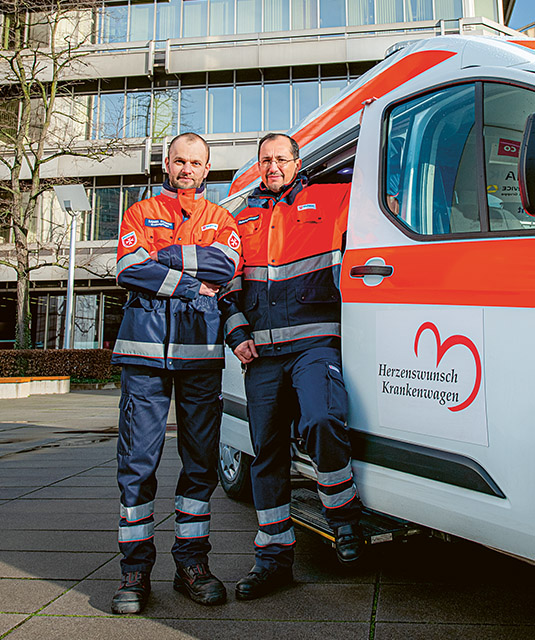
290, 486, 422, 546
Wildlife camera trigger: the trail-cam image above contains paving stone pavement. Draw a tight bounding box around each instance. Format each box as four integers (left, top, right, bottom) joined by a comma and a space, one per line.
1, 390, 534, 639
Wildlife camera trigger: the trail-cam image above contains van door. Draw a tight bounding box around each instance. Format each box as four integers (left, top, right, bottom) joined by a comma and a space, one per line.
340, 80, 535, 561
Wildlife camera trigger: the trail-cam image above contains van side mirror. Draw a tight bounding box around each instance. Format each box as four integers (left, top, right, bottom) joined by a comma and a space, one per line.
519, 113, 535, 216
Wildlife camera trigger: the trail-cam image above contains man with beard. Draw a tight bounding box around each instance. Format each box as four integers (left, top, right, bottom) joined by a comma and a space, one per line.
111, 133, 241, 613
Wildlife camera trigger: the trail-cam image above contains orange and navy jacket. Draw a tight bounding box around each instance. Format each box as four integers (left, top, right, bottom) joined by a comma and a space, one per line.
112, 181, 241, 370
221, 176, 349, 356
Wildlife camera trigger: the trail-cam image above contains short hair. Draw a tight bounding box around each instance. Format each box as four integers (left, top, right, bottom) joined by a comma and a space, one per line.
258, 133, 300, 160
168, 133, 210, 163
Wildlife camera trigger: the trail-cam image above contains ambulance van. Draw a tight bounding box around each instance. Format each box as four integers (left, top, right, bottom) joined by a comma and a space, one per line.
217, 34, 535, 564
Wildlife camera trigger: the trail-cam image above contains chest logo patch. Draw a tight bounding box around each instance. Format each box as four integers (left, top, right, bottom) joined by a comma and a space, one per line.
238, 215, 260, 225
228, 230, 241, 250
121, 230, 137, 248
144, 218, 174, 229
201, 223, 219, 231
297, 204, 317, 211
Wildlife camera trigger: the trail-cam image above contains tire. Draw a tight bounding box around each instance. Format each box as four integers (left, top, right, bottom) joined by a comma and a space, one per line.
218, 442, 253, 501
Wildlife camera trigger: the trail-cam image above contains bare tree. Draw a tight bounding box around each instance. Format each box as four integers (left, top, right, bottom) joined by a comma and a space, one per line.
0, 0, 118, 347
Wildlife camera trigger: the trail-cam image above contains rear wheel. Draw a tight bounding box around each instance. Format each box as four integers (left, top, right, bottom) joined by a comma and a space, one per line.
218, 442, 252, 501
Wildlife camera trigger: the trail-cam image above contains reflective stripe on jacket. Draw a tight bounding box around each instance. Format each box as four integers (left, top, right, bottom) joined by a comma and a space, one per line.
112, 183, 241, 370
221, 176, 349, 356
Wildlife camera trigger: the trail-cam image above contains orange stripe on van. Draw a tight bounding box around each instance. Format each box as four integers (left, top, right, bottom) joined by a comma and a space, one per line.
340, 239, 535, 308
229, 49, 457, 196
509, 40, 535, 50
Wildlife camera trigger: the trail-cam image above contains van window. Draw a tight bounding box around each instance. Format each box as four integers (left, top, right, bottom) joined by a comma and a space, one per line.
483, 83, 535, 231
385, 82, 535, 236
385, 83, 478, 235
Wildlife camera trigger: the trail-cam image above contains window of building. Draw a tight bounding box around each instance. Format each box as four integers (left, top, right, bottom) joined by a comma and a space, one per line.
180, 87, 206, 133
265, 82, 291, 131
206, 182, 231, 204
153, 88, 179, 140
292, 0, 318, 29
348, 0, 375, 25
474, 0, 498, 21
236, 84, 262, 132
434, 0, 463, 19
237, 0, 261, 33
321, 78, 347, 103
93, 187, 121, 240
103, 291, 128, 350
208, 85, 234, 133
0, 292, 16, 349
293, 80, 319, 124
210, 0, 235, 35
73, 294, 100, 349
46, 295, 66, 349
264, 0, 289, 31
183, 0, 208, 37
99, 4, 129, 43
376, 0, 403, 23
320, 0, 346, 28
156, 0, 181, 40
94, 92, 125, 139
405, 0, 433, 21
125, 91, 152, 138
129, 1, 156, 41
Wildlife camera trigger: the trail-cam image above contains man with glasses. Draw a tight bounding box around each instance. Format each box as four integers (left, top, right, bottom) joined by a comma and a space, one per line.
221, 133, 364, 601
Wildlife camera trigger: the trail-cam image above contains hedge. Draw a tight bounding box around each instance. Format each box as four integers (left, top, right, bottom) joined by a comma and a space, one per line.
0, 349, 120, 379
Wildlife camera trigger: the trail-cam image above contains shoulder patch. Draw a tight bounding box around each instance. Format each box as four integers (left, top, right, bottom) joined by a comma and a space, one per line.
121, 230, 137, 248
228, 230, 241, 250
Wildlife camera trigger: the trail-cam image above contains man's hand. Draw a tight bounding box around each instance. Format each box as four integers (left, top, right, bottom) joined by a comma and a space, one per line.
199, 282, 220, 297
234, 339, 259, 364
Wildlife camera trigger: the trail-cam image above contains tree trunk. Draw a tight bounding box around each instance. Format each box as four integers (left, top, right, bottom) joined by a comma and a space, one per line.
14, 226, 31, 349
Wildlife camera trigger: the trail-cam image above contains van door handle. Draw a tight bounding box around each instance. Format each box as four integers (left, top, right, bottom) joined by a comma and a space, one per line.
350, 265, 393, 278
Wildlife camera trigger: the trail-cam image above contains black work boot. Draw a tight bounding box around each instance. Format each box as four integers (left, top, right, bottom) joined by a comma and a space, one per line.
334, 523, 365, 564
173, 563, 226, 605
111, 571, 151, 614
235, 565, 293, 601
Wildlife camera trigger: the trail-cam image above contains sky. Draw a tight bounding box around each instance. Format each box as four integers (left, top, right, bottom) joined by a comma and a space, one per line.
508, 0, 534, 30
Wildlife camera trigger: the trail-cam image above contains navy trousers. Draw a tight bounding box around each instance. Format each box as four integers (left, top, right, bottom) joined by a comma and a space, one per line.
244, 347, 361, 570
117, 365, 222, 574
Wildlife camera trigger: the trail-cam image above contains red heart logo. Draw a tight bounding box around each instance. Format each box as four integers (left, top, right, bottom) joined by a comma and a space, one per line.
414, 322, 481, 412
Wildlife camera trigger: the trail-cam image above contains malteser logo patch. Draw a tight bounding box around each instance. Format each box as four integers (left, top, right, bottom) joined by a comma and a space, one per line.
228, 230, 240, 249
201, 223, 219, 231
297, 204, 317, 211
121, 230, 137, 248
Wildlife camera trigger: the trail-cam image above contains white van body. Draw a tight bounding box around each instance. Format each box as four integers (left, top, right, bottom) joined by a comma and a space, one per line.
219, 35, 535, 563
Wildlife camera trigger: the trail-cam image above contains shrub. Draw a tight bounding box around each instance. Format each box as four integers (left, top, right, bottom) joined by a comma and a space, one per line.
0, 349, 114, 379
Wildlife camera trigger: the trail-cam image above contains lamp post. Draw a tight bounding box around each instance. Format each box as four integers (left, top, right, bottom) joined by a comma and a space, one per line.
53, 185, 92, 349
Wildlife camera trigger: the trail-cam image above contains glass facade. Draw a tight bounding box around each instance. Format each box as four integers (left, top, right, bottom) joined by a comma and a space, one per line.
27, 290, 128, 351
90, 0, 469, 44
85, 67, 350, 140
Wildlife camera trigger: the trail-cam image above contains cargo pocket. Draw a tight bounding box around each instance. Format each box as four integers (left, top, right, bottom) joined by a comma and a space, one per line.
326, 362, 348, 422
117, 394, 133, 456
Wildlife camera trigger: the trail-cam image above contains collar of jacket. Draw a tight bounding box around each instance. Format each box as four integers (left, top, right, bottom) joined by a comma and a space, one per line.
161, 180, 205, 218
251, 174, 308, 208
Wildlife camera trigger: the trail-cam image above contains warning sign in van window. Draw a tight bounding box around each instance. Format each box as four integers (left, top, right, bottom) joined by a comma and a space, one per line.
498, 138, 520, 158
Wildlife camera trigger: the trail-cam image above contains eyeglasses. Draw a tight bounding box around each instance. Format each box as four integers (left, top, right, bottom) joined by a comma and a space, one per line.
259, 157, 296, 168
